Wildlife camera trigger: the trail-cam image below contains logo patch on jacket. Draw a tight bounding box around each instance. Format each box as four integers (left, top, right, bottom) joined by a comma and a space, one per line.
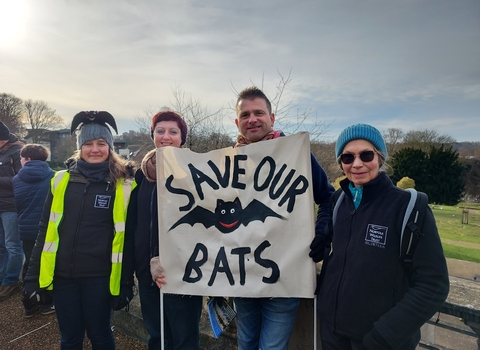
94, 195, 111, 209
365, 224, 388, 248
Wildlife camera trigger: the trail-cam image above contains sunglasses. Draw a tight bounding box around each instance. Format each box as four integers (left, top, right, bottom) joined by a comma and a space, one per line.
339, 150, 376, 164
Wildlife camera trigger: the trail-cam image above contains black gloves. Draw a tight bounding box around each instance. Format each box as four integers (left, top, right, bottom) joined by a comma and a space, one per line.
111, 281, 136, 311
309, 234, 330, 263
22, 282, 52, 310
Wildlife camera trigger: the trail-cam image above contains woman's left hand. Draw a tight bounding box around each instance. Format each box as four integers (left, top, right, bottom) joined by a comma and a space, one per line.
150, 256, 166, 288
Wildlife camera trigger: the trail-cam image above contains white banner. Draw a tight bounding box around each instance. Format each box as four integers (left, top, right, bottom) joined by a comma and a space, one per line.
156, 132, 316, 298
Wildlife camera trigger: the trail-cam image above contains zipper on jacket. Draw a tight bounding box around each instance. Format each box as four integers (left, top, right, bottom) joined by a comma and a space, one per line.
333, 207, 356, 332
69, 182, 89, 276
106, 181, 111, 192
149, 184, 158, 287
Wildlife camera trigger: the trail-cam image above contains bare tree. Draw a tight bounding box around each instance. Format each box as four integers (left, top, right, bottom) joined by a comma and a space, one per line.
170, 84, 230, 152
402, 129, 455, 152
134, 87, 232, 155
134, 105, 161, 135
0, 93, 24, 135
24, 99, 64, 142
230, 69, 331, 142
51, 135, 76, 166
383, 128, 405, 156
310, 141, 342, 182
268, 69, 330, 142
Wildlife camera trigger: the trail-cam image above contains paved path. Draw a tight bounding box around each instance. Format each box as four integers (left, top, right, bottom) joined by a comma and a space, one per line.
446, 257, 480, 280
441, 238, 480, 280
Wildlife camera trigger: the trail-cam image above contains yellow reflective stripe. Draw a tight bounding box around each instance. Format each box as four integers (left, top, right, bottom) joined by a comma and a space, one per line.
51, 170, 68, 194
112, 179, 126, 236
109, 178, 133, 296
110, 263, 122, 296
40, 171, 70, 290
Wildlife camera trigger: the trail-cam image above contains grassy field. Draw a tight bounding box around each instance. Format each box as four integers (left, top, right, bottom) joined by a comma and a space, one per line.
431, 203, 480, 263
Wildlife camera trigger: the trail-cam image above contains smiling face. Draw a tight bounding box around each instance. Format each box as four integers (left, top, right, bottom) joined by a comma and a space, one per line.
80, 138, 110, 163
153, 120, 182, 148
341, 139, 380, 187
235, 98, 275, 143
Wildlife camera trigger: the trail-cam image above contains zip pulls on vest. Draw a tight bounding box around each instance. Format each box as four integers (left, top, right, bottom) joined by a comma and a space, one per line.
70, 182, 90, 275
346, 209, 356, 221
106, 181, 111, 191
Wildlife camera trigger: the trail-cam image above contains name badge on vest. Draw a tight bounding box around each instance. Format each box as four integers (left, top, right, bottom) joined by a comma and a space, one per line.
365, 224, 388, 248
95, 195, 112, 209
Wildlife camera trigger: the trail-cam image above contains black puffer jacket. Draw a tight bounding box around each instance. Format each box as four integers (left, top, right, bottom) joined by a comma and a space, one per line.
25, 164, 116, 286
317, 172, 449, 349
0, 134, 23, 212
123, 168, 157, 286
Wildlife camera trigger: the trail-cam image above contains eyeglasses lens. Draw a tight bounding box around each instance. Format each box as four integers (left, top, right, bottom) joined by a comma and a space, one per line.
340, 151, 375, 164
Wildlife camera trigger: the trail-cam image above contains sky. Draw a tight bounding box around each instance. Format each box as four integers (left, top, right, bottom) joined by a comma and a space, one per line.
1, 0, 479, 143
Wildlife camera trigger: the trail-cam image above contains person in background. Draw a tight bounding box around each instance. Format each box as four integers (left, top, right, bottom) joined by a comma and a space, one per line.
123, 110, 203, 350
0, 121, 24, 302
311, 123, 449, 350
232, 86, 334, 350
13, 144, 55, 317
23, 111, 136, 349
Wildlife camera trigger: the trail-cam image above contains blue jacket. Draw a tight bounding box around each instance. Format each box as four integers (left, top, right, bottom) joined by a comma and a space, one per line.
13, 160, 54, 241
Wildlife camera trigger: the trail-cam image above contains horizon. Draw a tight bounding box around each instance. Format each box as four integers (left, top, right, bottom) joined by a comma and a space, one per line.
1, 0, 479, 143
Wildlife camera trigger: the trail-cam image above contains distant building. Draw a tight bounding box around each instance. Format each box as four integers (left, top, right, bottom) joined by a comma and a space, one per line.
23, 129, 134, 162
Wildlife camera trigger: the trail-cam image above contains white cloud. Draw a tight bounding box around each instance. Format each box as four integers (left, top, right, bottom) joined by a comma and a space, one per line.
1, 0, 479, 142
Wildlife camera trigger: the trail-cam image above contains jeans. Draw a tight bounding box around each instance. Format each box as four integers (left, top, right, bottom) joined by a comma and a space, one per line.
234, 297, 300, 350
53, 276, 115, 350
138, 281, 203, 350
0, 212, 23, 285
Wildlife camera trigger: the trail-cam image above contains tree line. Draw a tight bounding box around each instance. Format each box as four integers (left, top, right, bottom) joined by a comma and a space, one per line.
0, 93, 64, 142
2, 81, 480, 205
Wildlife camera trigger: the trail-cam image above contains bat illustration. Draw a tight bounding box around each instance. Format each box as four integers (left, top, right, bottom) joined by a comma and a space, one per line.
71, 111, 118, 134
169, 197, 285, 234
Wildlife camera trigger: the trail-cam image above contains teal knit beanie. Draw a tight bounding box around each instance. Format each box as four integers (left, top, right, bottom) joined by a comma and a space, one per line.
335, 124, 388, 160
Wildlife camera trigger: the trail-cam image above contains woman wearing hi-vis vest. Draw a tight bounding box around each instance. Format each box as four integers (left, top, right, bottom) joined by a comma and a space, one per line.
23, 111, 136, 350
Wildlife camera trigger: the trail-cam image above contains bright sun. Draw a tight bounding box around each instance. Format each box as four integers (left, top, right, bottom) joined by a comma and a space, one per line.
0, 0, 27, 46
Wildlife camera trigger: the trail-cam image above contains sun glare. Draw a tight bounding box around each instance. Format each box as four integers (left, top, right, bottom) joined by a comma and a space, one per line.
0, 0, 26, 46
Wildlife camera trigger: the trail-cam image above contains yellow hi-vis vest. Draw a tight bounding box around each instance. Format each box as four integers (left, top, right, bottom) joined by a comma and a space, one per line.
39, 170, 136, 296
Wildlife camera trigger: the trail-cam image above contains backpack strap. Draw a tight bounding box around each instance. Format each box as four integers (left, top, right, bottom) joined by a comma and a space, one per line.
400, 189, 418, 258
331, 189, 346, 225
401, 189, 428, 274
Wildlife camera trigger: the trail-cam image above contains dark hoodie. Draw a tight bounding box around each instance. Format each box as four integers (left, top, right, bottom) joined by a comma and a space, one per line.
0, 134, 23, 212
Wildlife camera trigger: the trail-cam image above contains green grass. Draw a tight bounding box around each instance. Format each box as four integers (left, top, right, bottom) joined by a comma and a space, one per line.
432, 205, 480, 243
431, 204, 480, 262
442, 243, 480, 263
